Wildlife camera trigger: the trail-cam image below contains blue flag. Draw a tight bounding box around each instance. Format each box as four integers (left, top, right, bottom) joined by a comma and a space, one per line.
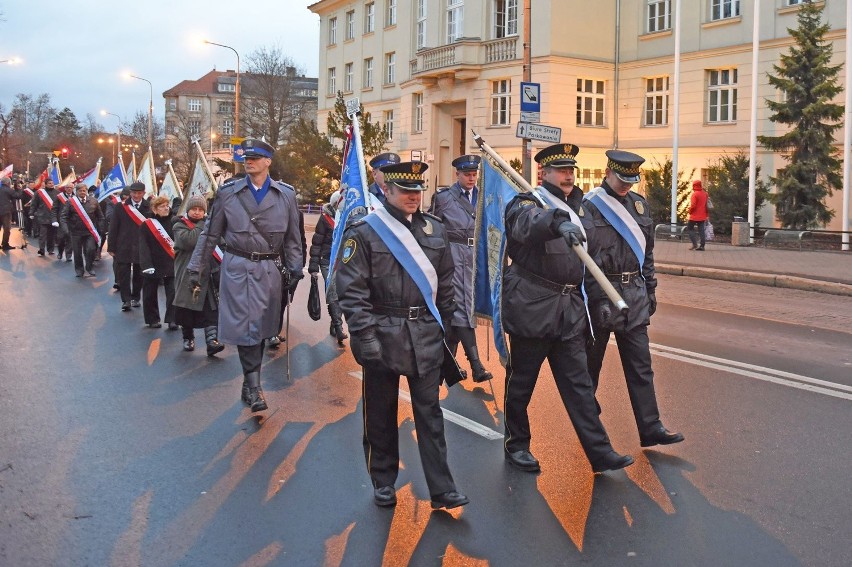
327, 128, 367, 285
49, 161, 61, 185
472, 158, 521, 364
94, 162, 127, 202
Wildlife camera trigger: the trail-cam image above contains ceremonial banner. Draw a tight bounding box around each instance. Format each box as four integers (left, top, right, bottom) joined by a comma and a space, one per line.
76, 158, 102, 188
32, 170, 48, 190
327, 120, 368, 283
126, 153, 137, 184
58, 172, 76, 187
159, 160, 181, 203
136, 148, 158, 198
49, 160, 61, 185
0, 164, 13, 180
177, 141, 217, 216
94, 162, 127, 202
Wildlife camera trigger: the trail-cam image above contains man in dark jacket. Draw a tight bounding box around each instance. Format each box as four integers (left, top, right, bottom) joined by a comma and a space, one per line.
60, 183, 105, 277
307, 190, 347, 345
52, 185, 74, 261
0, 177, 23, 250
336, 161, 468, 510
29, 178, 59, 256
108, 182, 150, 310
501, 143, 634, 474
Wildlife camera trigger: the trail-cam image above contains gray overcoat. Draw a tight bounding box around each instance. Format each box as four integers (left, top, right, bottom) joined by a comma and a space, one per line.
429, 182, 476, 328
187, 177, 303, 346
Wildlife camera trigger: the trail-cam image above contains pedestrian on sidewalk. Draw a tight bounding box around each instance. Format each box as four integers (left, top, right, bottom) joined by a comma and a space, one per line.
687, 180, 709, 251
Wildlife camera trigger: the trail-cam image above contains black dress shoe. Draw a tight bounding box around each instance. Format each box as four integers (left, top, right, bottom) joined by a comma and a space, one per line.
167, 322, 179, 331
75, 272, 83, 277
37, 249, 44, 256
147, 322, 162, 328
247, 387, 268, 412
241, 381, 250, 405
121, 301, 131, 311
591, 451, 635, 473
472, 367, 493, 383
430, 491, 469, 510
373, 486, 397, 507
504, 449, 541, 472
131, 299, 141, 308
183, 339, 195, 351
640, 426, 685, 447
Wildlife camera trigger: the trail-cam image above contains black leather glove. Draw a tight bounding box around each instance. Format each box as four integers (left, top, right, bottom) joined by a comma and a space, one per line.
558, 221, 586, 247
352, 327, 382, 365
308, 261, 319, 275
647, 292, 657, 317
285, 269, 303, 299
594, 300, 626, 332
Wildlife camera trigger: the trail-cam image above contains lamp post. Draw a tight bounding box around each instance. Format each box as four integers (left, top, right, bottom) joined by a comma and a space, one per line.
128, 74, 153, 150
1, 57, 22, 65
203, 40, 240, 170
100, 110, 122, 159
98, 137, 116, 167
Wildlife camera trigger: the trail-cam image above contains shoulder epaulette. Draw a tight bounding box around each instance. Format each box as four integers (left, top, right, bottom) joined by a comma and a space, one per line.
422, 211, 443, 223
436, 186, 450, 193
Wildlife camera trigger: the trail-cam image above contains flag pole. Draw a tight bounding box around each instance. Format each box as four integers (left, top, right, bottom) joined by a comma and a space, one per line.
472, 131, 628, 314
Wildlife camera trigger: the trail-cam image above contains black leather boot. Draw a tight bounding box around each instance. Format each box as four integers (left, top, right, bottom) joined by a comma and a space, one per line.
456, 326, 492, 382
204, 326, 225, 357
244, 371, 267, 412
328, 303, 348, 344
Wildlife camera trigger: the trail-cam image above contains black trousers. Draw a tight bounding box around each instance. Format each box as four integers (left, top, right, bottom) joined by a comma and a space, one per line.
505, 335, 614, 462
71, 234, 96, 275
586, 324, 662, 437
115, 262, 143, 302
38, 223, 56, 252
362, 364, 456, 496
142, 275, 175, 325
56, 229, 72, 257
687, 220, 706, 249
237, 343, 265, 375
0, 213, 11, 247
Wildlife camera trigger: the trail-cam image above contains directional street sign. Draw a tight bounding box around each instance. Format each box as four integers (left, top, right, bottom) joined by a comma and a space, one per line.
515, 122, 562, 144
520, 111, 541, 123
345, 97, 361, 117
520, 82, 541, 112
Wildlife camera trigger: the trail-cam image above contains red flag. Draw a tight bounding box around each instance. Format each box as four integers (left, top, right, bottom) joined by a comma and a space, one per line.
32, 170, 49, 190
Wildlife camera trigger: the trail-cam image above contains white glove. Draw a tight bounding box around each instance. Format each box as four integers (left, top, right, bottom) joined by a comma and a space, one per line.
142, 268, 155, 275
51, 222, 59, 227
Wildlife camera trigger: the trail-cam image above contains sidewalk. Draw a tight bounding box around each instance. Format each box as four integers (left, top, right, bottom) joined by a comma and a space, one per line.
654, 239, 852, 296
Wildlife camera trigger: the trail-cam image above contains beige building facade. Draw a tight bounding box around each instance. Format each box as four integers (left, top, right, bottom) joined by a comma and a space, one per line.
309, 0, 850, 230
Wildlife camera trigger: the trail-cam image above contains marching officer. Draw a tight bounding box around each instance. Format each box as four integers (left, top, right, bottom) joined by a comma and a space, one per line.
583, 150, 684, 448
29, 178, 58, 256
501, 143, 633, 474
367, 152, 399, 206
336, 160, 469, 510
187, 138, 303, 413
428, 154, 492, 382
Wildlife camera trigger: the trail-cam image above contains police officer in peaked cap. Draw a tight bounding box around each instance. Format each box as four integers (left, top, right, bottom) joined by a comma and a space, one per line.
367, 152, 400, 206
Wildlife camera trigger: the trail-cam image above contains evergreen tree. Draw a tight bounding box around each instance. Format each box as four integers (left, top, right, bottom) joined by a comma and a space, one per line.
325, 92, 389, 159
641, 157, 694, 226
705, 152, 770, 235
757, 0, 842, 229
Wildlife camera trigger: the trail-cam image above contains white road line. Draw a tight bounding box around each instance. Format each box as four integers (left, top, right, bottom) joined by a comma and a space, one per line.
647, 342, 852, 402
348, 371, 504, 440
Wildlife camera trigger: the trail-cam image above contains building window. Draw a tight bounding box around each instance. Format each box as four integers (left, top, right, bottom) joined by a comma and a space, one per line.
218, 83, 235, 93
188, 98, 201, 112
221, 120, 234, 136
344, 63, 354, 92
647, 0, 671, 33
413, 93, 424, 132
417, 0, 427, 49
346, 10, 355, 40
386, 0, 397, 27
365, 3, 375, 33
490, 79, 511, 126
576, 78, 606, 127
644, 76, 669, 126
786, 0, 804, 5
385, 52, 395, 84
711, 0, 739, 20
384, 109, 394, 140
188, 120, 200, 135
168, 99, 176, 111
218, 101, 234, 114
708, 68, 738, 123
328, 17, 337, 45
447, 0, 464, 43
363, 58, 374, 88
327, 67, 337, 96
494, 0, 518, 39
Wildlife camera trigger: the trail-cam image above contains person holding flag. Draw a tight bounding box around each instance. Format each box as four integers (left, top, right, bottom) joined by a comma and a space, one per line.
60, 183, 104, 277
501, 143, 634, 474
583, 150, 684, 449
29, 178, 59, 256
335, 160, 469, 510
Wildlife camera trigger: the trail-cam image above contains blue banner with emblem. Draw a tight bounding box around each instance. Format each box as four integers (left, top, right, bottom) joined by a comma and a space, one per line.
327, 124, 367, 287
472, 158, 520, 364
94, 162, 127, 202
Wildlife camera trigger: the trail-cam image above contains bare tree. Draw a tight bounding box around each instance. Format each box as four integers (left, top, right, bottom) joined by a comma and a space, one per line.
164, 109, 211, 182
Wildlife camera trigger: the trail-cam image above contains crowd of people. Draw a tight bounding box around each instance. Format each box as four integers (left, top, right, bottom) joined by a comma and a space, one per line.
1, 137, 685, 512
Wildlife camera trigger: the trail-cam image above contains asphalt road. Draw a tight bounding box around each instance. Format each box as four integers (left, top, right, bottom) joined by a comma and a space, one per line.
1, 245, 850, 567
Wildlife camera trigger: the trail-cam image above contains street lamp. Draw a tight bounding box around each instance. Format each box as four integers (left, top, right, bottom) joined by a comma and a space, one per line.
100, 110, 122, 159
127, 73, 153, 150
97, 137, 116, 167
1, 57, 22, 65
203, 40, 240, 167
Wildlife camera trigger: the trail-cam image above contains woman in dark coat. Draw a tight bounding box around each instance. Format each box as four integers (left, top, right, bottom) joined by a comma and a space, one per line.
139, 195, 177, 328
172, 194, 224, 355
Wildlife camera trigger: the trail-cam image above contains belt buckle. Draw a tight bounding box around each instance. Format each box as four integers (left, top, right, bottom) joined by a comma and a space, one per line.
407, 307, 420, 320
467, 238, 475, 247
561, 284, 574, 295
621, 273, 630, 284
250, 251, 261, 261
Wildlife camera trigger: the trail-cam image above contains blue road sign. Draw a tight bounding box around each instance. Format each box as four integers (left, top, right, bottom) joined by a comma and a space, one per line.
520, 82, 541, 113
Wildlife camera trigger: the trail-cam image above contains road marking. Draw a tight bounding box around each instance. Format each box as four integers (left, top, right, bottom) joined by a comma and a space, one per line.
647, 342, 852, 402
348, 371, 504, 440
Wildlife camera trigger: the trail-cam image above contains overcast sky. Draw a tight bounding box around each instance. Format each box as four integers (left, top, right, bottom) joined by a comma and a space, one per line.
0, 0, 320, 129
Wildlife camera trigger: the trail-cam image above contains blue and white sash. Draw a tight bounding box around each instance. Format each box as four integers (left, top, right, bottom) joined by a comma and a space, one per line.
586, 187, 646, 268
363, 208, 443, 331
536, 187, 587, 250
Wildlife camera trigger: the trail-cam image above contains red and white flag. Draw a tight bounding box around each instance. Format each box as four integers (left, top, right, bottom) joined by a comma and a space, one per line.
36, 188, 54, 210
0, 164, 13, 180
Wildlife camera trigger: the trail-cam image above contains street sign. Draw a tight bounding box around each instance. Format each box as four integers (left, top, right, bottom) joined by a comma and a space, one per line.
515, 122, 562, 144
520, 111, 541, 123
345, 97, 361, 117
520, 82, 541, 112
231, 136, 245, 162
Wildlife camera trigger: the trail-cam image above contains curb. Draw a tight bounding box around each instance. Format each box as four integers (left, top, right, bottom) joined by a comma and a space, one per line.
656, 264, 852, 297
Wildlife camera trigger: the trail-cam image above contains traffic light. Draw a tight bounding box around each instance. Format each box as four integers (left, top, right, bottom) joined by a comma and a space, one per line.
60, 147, 69, 159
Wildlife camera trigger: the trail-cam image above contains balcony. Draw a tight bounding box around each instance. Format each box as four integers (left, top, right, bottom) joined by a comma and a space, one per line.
409, 37, 518, 82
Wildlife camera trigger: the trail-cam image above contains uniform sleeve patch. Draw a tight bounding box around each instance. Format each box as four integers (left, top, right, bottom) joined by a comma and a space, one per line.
342, 238, 357, 263
519, 199, 536, 208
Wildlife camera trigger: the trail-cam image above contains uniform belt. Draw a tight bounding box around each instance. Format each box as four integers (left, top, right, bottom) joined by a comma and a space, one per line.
514, 264, 578, 295
448, 235, 475, 247
373, 305, 431, 320
220, 242, 279, 262
606, 270, 641, 284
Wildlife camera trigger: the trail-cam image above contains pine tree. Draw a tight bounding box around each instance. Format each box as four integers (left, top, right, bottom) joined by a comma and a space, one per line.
705, 152, 770, 235
641, 158, 694, 226
325, 92, 389, 159
757, 0, 842, 229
